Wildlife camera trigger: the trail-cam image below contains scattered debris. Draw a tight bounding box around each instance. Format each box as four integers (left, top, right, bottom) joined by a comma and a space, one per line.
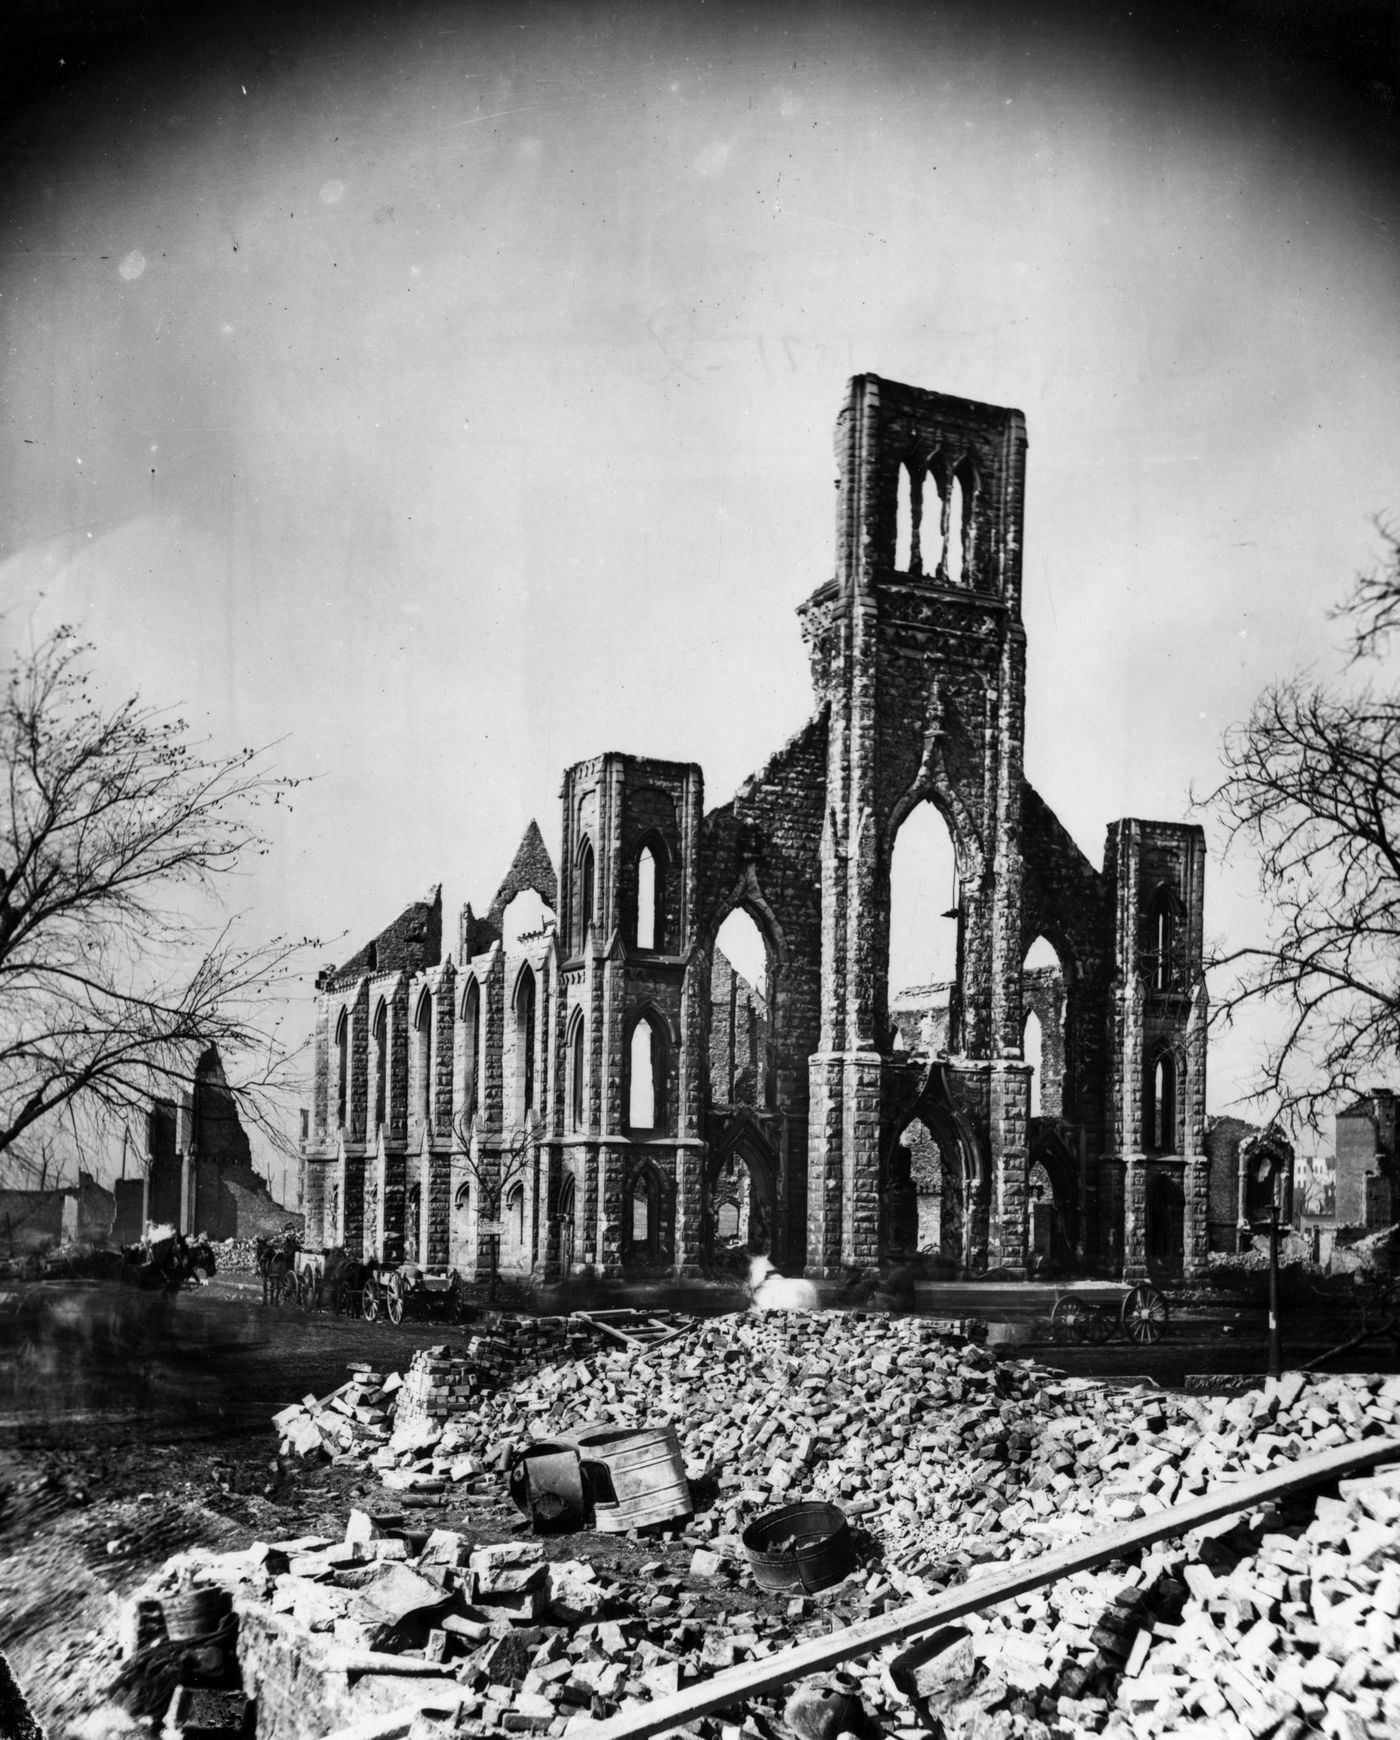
129, 1312, 1400, 1739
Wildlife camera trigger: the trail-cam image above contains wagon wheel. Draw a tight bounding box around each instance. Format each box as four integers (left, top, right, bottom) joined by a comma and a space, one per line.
277, 1272, 299, 1308
296, 1268, 317, 1310
1051, 1296, 1090, 1344
362, 1280, 380, 1323
1122, 1283, 1169, 1345
1083, 1304, 1114, 1345
385, 1270, 406, 1326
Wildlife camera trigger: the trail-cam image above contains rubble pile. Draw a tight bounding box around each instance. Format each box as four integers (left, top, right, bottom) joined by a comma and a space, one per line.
346, 1315, 1134, 1562
914, 1369, 1400, 1738
216, 1238, 261, 1273
272, 1316, 641, 1469
274, 1366, 401, 1463
241, 1315, 1400, 1740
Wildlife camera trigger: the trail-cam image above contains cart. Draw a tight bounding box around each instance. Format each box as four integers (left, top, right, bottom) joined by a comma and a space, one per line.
398, 1266, 470, 1325
360, 1263, 407, 1325
1051, 1283, 1169, 1346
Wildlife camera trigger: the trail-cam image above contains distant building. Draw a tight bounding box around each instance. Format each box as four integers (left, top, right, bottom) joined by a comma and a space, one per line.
138, 1046, 301, 1240
1334, 1091, 1396, 1229
1296, 1154, 1336, 1222
0, 1170, 115, 1256
1203, 1118, 1295, 1253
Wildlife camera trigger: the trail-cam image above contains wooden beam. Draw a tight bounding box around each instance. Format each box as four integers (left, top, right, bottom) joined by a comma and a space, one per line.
573, 1311, 647, 1349
573, 1434, 1400, 1740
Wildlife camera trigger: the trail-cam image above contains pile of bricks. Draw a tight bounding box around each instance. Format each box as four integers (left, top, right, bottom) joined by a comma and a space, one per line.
395, 1348, 487, 1432
274, 1365, 400, 1462
216, 1238, 261, 1273
270, 1314, 652, 1470
907, 1369, 1400, 1738
246, 1313, 1400, 1740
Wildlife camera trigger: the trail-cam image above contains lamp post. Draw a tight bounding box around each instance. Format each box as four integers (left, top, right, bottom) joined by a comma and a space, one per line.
1268, 1187, 1282, 1381
1253, 1151, 1283, 1380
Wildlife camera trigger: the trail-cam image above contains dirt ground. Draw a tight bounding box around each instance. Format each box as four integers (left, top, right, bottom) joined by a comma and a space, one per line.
1, 1275, 1394, 1736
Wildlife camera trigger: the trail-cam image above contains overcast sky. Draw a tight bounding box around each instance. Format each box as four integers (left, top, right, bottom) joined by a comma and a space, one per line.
2, 0, 1398, 1189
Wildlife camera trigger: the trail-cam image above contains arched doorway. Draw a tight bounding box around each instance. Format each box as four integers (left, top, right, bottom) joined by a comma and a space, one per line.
556, 1175, 576, 1277
884, 1092, 983, 1273
624, 1162, 671, 1270
1146, 1170, 1185, 1276
707, 1119, 778, 1261
1027, 1122, 1082, 1274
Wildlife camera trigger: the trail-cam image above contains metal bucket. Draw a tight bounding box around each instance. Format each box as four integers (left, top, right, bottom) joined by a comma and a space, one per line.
572, 1426, 693, 1532
742, 1501, 854, 1594
161, 1583, 233, 1641
507, 1443, 588, 1534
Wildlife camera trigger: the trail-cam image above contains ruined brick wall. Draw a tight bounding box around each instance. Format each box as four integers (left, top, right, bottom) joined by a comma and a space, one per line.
698, 716, 827, 1271
1205, 1116, 1255, 1250
145, 1098, 183, 1228
296, 374, 1218, 1285
1020, 782, 1112, 1146
0, 1190, 64, 1253
1337, 1097, 1385, 1227
335, 888, 441, 981
189, 1046, 254, 1239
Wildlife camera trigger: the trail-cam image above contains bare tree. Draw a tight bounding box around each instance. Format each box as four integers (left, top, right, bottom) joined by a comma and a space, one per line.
0, 624, 311, 1160
448, 1114, 536, 1221
1201, 529, 1400, 1130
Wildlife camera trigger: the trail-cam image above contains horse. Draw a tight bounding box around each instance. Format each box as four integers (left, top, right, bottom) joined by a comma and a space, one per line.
747, 1253, 819, 1312
255, 1229, 300, 1305
317, 1246, 368, 1315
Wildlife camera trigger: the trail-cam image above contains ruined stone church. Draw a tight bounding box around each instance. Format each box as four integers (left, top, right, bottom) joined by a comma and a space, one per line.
300, 376, 1215, 1282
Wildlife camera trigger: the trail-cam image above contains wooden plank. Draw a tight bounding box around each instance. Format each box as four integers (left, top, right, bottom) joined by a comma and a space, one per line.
572, 1434, 1400, 1740
573, 1311, 647, 1349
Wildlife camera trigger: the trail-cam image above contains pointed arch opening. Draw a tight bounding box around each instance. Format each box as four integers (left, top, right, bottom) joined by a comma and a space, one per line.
371, 999, 387, 1131
888, 801, 960, 1052
948, 456, 977, 587
711, 907, 775, 1109
636, 844, 658, 949
1028, 1123, 1082, 1275
576, 838, 595, 950
631, 834, 668, 952
1145, 885, 1184, 994
503, 1180, 527, 1270
885, 1108, 976, 1272
568, 1009, 587, 1131
515, 966, 538, 1121
460, 978, 481, 1126
1145, 1048, 1178, 1155
1022, 933, 1068, 1120
627, 1011, 668, 1133
895, 460, 921, 573
627, 1162, 664, 1266
1146, 1170, 1185, 1276
557, 1174, 576, 1275
414, 987, 433, 1130
1024, 1010, 1043, 1118
334, 1009, 348, 1130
